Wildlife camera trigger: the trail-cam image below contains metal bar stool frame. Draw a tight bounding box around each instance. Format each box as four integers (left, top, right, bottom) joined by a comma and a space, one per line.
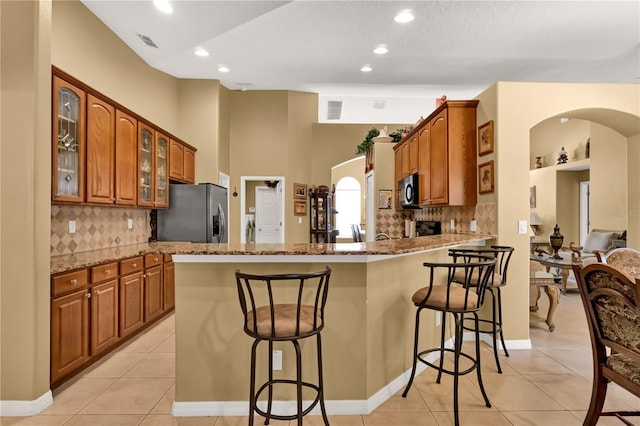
402, 253, 497, 426
235, 267, 331, 426
448, 245, 514, 373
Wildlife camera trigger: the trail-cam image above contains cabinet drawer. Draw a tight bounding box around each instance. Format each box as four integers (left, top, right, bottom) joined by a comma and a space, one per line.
145, 254, 163, 268
91, 262, 118, 283
120, 256, 143, 275
163, 254, 173, 263
52, 269, 89, 297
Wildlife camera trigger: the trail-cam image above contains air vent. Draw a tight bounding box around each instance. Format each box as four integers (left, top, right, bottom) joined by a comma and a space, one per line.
137, 33, 158, 48
327, 101, 343, 120
373, 100, 387, 110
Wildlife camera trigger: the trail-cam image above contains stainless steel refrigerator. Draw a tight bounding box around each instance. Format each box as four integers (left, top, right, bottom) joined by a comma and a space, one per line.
157, 183, 228, 243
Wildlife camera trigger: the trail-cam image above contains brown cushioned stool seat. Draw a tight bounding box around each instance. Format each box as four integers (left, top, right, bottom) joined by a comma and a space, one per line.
236, 267, 331, 426
402, 253, 497, 426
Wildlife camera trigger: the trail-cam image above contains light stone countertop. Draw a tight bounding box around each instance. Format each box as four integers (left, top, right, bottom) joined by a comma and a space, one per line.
50, 233, 495, 274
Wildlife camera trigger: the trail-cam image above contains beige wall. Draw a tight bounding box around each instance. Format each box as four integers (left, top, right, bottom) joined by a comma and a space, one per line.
51, 0, 180, 137
488, 81, 640, 344
628, 135, 640, 249
1, 0, 52, 402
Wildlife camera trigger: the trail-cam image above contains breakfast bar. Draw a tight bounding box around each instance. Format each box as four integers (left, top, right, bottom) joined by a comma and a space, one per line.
159, 233, 495, 416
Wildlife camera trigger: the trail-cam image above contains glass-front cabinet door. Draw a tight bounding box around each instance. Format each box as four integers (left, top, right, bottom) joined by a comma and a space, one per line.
138, 123, 155, 207
155, 133, 169, 208
52, 76, 85, 202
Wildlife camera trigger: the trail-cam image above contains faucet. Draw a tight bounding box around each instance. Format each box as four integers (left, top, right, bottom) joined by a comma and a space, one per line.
375, 233, 391, 241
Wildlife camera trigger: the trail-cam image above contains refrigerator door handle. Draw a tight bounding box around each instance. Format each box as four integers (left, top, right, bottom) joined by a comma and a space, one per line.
218, 203, 226, 243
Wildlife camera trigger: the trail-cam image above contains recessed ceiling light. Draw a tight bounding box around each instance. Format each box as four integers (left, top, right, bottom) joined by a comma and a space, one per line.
153, 0, 173, 14
394, 10, 414, 23
218, 66, 230, 73
194, 48, 209, 57
373, 45, 388, 55
360, 65, 372, 73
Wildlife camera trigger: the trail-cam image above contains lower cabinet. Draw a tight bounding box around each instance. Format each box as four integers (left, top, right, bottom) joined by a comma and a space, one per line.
119, 271, 144, 338
50, 252, 175, 387
90, 279, 119, 356
51, 289, 90, 384
163, 258, 175, 310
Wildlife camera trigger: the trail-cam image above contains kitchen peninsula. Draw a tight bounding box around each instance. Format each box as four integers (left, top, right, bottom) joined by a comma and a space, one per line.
50, 233, 494, 414
163, 233, 494, 416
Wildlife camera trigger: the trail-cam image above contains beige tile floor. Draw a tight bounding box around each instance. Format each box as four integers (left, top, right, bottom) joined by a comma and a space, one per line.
2, 289, 639, 425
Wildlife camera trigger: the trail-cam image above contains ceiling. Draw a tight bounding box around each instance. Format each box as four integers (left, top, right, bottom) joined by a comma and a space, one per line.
81, 0, 640, 123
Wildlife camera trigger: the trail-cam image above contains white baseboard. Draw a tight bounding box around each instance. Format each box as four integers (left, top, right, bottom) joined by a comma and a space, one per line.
0, 390, 53, 417
172, 338, 453, 417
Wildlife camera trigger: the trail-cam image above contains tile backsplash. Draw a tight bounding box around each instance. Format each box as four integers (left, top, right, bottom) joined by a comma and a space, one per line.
376, 203, 496, 239
51, 205, 151, 256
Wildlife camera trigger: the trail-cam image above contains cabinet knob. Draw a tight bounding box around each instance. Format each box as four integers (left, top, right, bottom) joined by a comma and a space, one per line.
70, 279, 77, 285
132, 263, 137, 268
106, 269, 111, 274
86, 293, 91, 298
154, 257, 158, 261
94, 289, 101, 295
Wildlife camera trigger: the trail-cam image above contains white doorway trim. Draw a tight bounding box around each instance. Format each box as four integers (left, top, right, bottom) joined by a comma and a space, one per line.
580, 181, 590, 246
240, 176, 286, 243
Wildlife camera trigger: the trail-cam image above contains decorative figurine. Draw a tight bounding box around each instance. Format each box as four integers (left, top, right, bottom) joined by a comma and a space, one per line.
535, 156, 543, 169
549, 224, 564, 259
556, 147, 568, 164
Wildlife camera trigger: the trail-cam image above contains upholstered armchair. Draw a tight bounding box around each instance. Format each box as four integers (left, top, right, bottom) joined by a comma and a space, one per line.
563, 229, 626, 288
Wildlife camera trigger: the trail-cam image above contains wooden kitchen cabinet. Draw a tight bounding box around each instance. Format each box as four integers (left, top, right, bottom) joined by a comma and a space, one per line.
115, 110, 138, 206
51, 288, 89, 384
394, 100, 478, 207
183, 146, 196, 183
52, 76, 86, 203
90, 279, 119, 355
408, 135, 419, 174
144, 254, 164, 322
418, 122, 431, 205
119, 257, 144, 338
169, 139, 196, 184
163, 258, 175, 310
86, 94, 115, 204
155, 132, 169, 208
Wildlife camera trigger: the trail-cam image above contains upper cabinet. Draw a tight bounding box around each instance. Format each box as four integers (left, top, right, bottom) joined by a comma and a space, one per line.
114, 110, 138, 206
86, 94, 115, 204
169, 139, 196, 184
52, 68, 196, 208
394, 100, 478, 207
52, 76, 86, 203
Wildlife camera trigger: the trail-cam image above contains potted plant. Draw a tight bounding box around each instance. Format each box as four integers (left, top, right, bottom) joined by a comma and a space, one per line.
355, 127, 379, 155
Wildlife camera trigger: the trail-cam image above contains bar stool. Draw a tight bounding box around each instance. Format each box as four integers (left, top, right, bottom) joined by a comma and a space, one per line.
449, 246, 514, 373
402, 253, 496, 426
235, 267, 331, 426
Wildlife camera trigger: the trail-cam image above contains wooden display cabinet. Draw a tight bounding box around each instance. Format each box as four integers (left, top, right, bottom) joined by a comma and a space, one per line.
309, 191, 337, 243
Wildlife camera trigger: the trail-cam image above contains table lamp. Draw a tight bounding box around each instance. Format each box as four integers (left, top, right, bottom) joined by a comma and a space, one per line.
530, 212, 543, 237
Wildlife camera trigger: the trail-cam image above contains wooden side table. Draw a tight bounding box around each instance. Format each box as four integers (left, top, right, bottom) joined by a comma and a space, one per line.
530, 271, 560, 332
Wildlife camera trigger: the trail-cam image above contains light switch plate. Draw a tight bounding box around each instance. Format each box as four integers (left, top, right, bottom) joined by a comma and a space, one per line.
450, 219, 455, 230
298, 217, 302, 224
272, 350, 282, 370
470, 220, 477, 232
69, 220, 76, 234
518, 220, 528, 234
127, 218, 133, 229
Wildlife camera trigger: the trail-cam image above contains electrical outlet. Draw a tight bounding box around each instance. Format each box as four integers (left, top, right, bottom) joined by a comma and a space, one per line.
69, 220, 76, 234
450, 219, 455, 230
272, 350, 282, 370
470, 220, 477, 232
298, 217, 302, 224
127, 218, 133, 229
435, 312, 441, 327
518, 220, 528, 235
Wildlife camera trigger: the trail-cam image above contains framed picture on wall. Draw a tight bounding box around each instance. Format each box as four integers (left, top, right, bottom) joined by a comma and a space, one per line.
478, 160, 494, 194
294, 200, 307, 215
294, 183, 307, 199
478, 120, 494, 156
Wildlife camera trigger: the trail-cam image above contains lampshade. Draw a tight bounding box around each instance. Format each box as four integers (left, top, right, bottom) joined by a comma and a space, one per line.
529, 226, 535, 237
530, 212, 543, 226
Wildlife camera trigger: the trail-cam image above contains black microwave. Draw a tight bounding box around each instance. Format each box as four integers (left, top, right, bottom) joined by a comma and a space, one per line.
398, 173, 420, 209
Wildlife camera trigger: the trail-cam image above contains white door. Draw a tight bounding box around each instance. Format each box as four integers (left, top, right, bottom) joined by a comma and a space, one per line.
255, 185, 284, 243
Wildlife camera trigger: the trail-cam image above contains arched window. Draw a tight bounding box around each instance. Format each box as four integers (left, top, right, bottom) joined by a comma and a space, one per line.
334, 177, 361, 239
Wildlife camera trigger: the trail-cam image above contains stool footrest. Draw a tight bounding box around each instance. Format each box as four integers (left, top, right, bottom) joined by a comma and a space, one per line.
253, 379, 322, 421
417, 347, 479, 377
462, 317, 502, 334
